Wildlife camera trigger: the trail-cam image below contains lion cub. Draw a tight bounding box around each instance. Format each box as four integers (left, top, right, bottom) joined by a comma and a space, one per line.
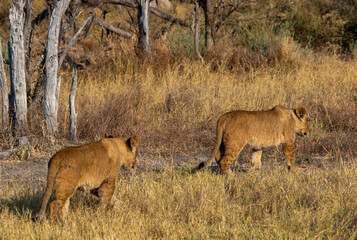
198, 105, 309, 176
38, 136, 139, 220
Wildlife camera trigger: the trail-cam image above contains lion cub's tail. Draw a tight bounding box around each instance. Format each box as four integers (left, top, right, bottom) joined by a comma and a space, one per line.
198, 119, 224, 169
38, 156, 60, 218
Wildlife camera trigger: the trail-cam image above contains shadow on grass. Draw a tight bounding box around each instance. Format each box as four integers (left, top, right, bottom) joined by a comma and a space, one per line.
0, 186, 44, 218
181, 163, 247, 175
0, 185, 104, 222
0, 164, 250, 220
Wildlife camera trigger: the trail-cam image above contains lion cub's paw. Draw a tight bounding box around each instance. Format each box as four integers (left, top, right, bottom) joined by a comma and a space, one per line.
289, 166, 303, 173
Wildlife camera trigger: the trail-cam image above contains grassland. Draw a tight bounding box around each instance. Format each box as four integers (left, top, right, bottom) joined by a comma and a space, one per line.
1, 164, 356, 239
1, 42, 356, 238
1, 1, 357, 238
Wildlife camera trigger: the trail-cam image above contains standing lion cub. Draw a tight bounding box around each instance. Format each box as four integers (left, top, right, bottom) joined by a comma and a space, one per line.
198, 105, 309, 176
38, 135, 139, 220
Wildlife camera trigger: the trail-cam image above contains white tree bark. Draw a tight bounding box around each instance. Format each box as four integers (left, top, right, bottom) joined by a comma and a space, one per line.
68, 68, 77, 142
44, 0, 70, 136
193, 0, 203, 62
8, 0, 28, 135
0, 39, 9, 131
23, 0, 32, 91
138, 0, 152, 60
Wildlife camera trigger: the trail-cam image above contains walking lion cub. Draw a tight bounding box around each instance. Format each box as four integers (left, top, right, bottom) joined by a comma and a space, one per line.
38, 136, 139, 220
198, 105, 308, 176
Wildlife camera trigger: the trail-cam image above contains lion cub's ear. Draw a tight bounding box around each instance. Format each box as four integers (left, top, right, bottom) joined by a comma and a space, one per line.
127, 136, 139, 149
105, 133, 114, 138
295, 106, 307, 120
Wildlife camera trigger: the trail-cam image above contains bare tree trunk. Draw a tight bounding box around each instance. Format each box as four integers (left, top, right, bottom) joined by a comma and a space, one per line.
44, 0, 70, 136
24, 0, 32, 94
23, 0, 32, 47
68, 68, 77, 142
137, 0, 152, 60
193, 0, 203, 62
0, 39, 9, 132
8, 0, 28, 136
199, 0, 215, 54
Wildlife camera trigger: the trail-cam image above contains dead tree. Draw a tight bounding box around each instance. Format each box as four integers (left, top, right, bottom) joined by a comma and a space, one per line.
137, 0, 152, 60
58, 15, 95, 70
44, 0, 71, 136
8, 0, 28, 136
199, 0, 215, 54
68, 68, 77, 142
198, 0, 256, 55
23, 0, 32, 92
193, 0, 203, 62
0, 39, 9, 132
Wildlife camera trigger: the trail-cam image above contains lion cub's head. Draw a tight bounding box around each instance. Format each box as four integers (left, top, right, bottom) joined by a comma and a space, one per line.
294, 107, 309, 137
123, 136, 139, 170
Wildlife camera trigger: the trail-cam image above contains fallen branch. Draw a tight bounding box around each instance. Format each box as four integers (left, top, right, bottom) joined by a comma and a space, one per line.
95, 18, 133, 38
58, 15, 95, 70
149, 6, 189, 28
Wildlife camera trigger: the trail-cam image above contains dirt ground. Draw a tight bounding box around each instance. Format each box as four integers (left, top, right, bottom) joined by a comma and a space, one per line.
0, 152, 209, 190
1, 145, 338, 193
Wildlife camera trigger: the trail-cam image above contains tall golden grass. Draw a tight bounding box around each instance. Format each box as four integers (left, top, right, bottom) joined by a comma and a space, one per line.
46, 38, 356, 158
1, 165, 356, 239
0, 35, 356, 239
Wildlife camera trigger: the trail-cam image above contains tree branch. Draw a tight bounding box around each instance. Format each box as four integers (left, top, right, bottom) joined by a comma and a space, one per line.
58, 15, 94, 70
149, 6, 189, 28
85, 0, 189, 28
95, 17, 133, 38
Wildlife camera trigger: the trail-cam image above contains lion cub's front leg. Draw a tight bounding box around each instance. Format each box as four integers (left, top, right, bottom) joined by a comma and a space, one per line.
251, 149, 262, 170
282, 142, 302, 173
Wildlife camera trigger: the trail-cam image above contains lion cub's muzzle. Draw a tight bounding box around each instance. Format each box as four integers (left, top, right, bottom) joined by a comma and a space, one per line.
123, 161, 136, 170
297, 131, 308, 137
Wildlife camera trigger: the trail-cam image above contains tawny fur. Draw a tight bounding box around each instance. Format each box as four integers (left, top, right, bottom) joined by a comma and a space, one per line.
38, 136, 139, 220
198, 105, 309, 176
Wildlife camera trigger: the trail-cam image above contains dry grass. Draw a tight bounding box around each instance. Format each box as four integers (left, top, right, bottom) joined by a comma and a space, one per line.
0, 164, 356, 239
0, 30, 356, 239
45, 39, 356, 159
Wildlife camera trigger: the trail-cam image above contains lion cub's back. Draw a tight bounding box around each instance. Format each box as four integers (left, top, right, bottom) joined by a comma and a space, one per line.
54, 141, 108, 164
220, 109, 285, 146
50, 141, 110, 175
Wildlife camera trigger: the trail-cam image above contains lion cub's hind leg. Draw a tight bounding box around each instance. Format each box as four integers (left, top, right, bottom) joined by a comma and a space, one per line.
218, 142, 245, 177
251, 149, 262, 170
49, 186, 76, 220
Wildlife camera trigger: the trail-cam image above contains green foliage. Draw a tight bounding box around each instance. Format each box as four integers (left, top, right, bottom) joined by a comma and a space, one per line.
166, 25, 205, 58
235, 23, 281, 55
266, 0, 356, 50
